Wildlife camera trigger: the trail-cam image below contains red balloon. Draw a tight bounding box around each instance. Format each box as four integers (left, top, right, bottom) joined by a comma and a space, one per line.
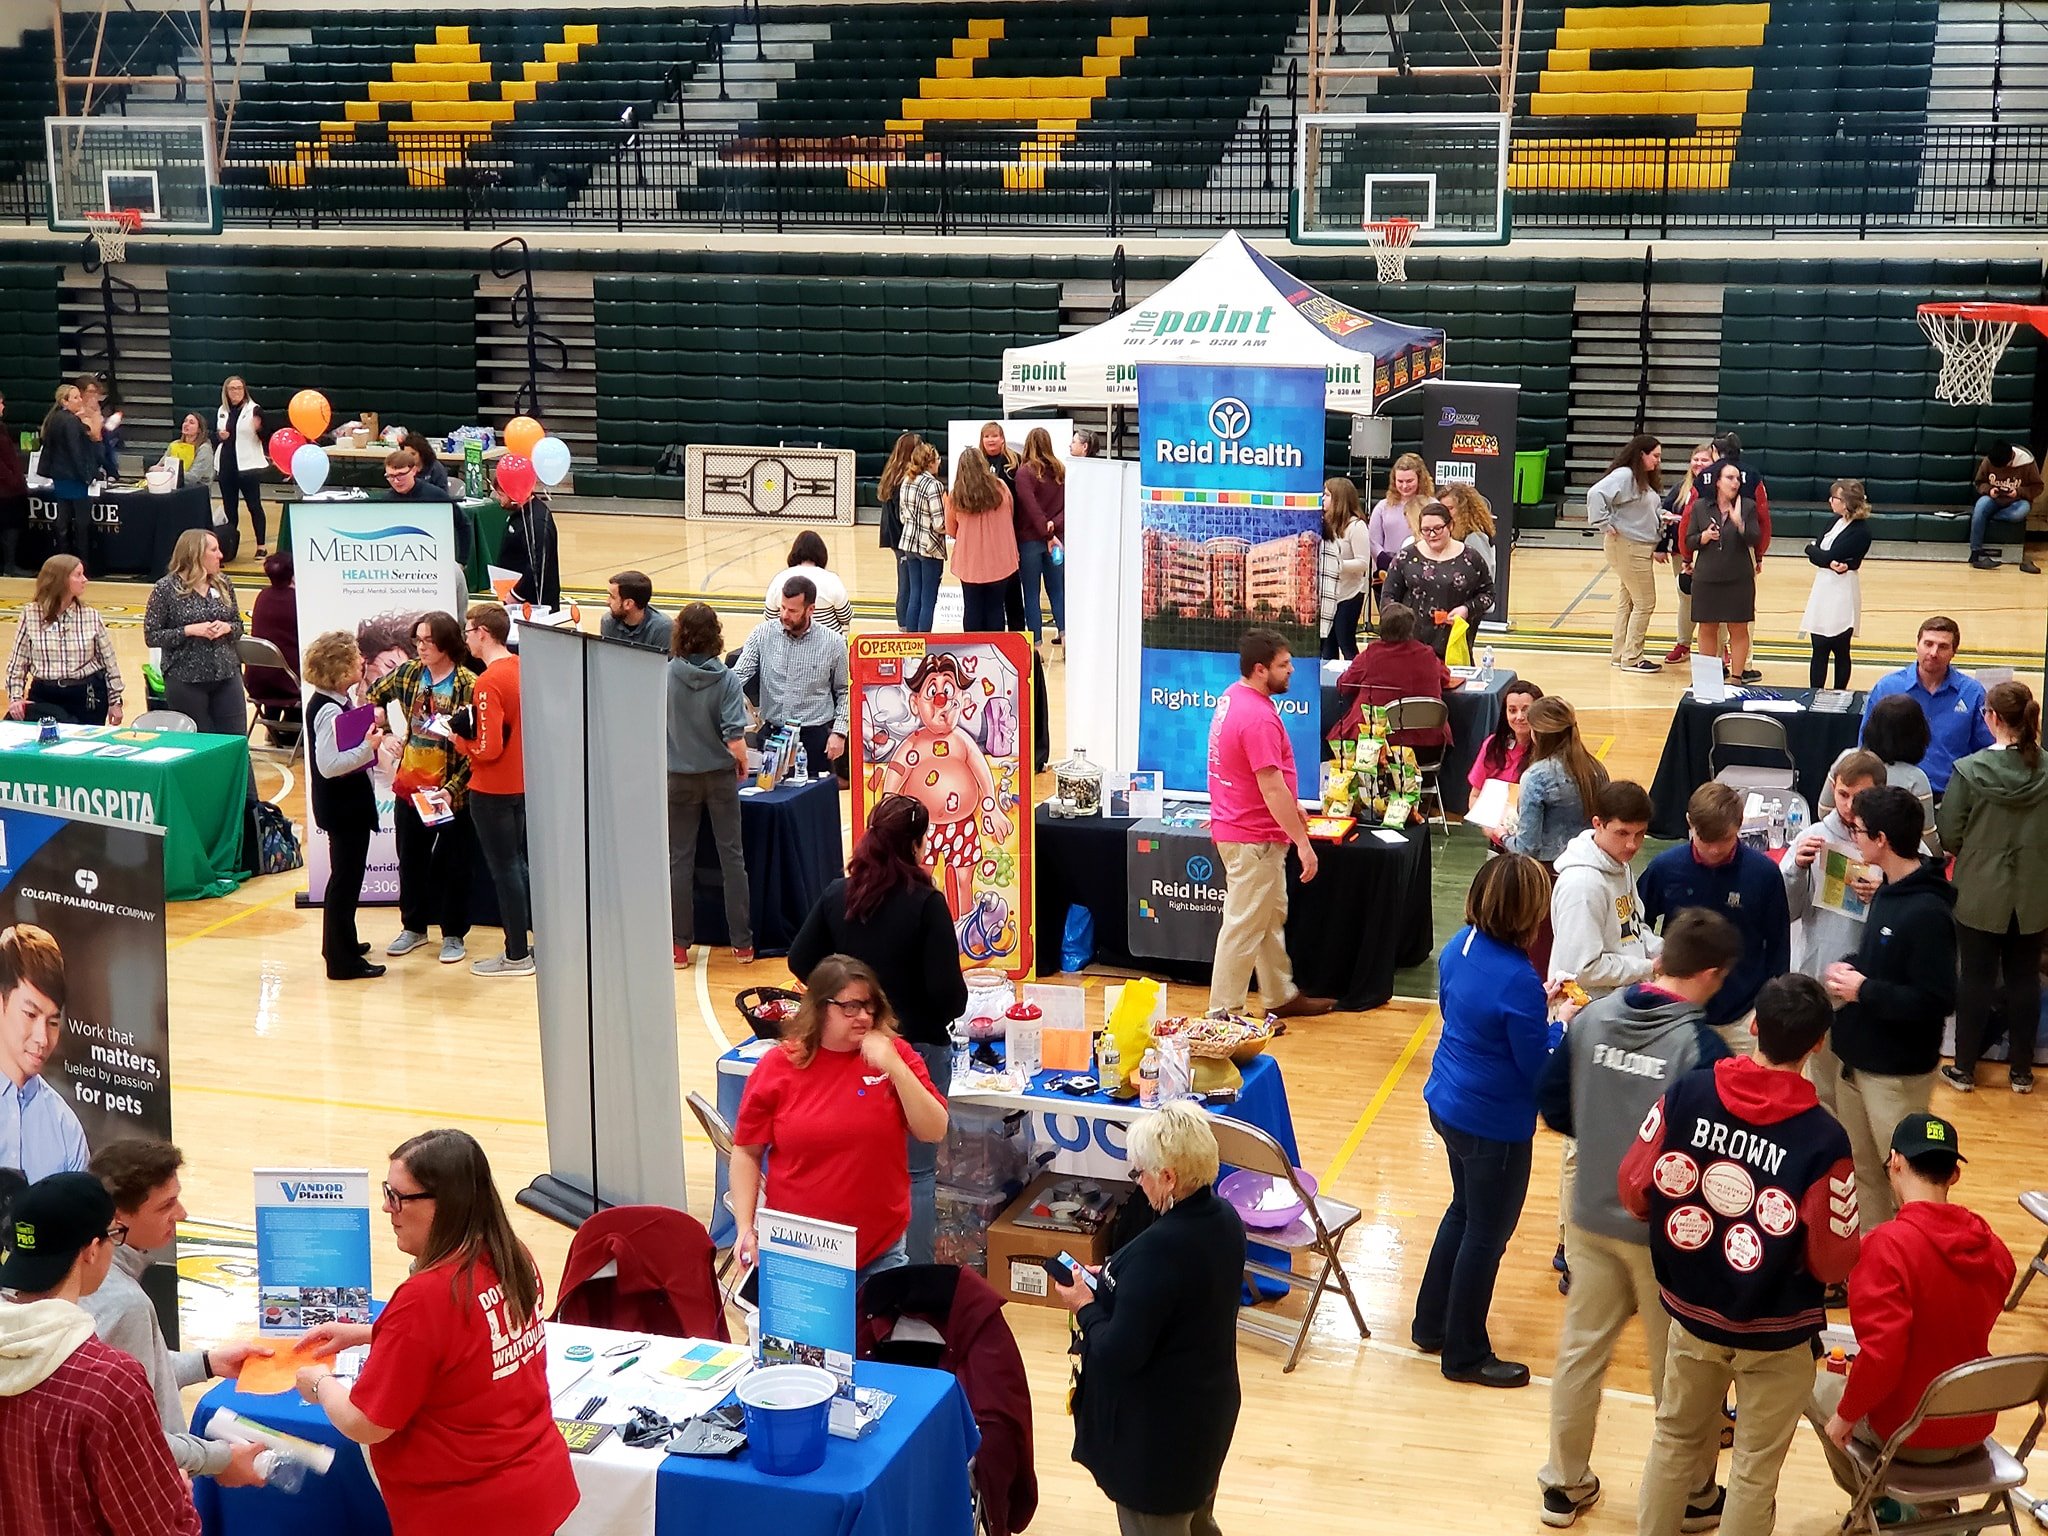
267, 427, 307, 477
494, 453, 537, 505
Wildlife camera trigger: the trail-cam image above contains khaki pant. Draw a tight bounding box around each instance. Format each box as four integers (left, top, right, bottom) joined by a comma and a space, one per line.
1606, 531, 1659, 663
1640, 1327, 1817, 1536
1808, 1370, 1965, 1495
1675, 581, 1695, 649
1557, 1136, 1577, 1247
1808, 1049, 1931, 1229
1209, 841, 1295, 1014
1715, 1011, 1756, 1058
1543, 1225, 1715, 1498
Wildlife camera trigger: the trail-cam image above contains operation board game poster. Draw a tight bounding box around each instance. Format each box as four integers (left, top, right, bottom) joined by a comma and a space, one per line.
850, 632, 1035, 980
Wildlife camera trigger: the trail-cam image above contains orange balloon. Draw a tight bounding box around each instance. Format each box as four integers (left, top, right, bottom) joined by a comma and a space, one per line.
504, 416, 544, 457
288, 390, 330, 440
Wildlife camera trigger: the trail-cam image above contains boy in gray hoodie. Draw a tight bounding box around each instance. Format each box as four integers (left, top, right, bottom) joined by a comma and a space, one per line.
1535, 908, 1740, 1527
665, 602, 753, 964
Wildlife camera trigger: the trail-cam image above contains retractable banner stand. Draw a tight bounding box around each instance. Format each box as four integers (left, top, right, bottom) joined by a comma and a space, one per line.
288, 502, 463, 904
1136, 363, 1327, 793
516, 624, 687, 1225
1418, 379, 1520, 624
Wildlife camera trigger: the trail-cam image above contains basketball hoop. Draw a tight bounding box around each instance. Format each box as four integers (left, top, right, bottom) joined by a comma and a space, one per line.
82, 208, 141, 265
1362, 217, 1416, 283
1917, 301, 2048, 406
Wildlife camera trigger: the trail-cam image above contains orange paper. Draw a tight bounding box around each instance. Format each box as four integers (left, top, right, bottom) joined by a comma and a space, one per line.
234, 1339, 333, 1396
1041, 1026, 1092, 1072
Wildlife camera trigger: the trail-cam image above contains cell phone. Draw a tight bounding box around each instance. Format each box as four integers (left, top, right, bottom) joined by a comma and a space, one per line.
1035, 1255, 1077, 1287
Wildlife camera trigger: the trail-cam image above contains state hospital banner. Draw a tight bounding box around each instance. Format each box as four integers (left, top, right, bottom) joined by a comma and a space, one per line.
1135, 362, 1327, 794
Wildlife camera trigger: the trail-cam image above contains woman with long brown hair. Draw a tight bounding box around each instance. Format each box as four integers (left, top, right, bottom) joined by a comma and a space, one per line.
1505, 696, 1607, 865
878, 430, 922, 627
215, 374, 267, 556
666, 601, 751, 967
895, 439, 948, 632
5, 554, 123, 725
1686, 458, 1766, 684
1589, 433, 1665, 673
293, 1128, 577, 1536
143, 528, 246, 734
1321, 475, 1371, 660
732, 952, 950, 1284
1014, 426, 1066, 647
787, 794, 966, 1261
1440, 482, 1499, 576
947, 444, 1019, 632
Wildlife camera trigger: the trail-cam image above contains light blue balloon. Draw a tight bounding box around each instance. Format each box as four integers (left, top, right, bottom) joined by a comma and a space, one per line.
291, 441, 330, 496
531, 435, 572, 487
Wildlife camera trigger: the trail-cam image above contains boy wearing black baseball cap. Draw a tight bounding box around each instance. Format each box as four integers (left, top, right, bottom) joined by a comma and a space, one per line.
0, 1172, 200, 1534
1810, 1113, 2015, 1488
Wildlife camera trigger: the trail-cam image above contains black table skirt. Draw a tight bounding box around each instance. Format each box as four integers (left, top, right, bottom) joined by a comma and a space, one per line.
1320, 668, 1515, 816
1035, 806, 1432, 1011
27, 486, 214, 579
1645, 690, 1866, 839
690, 776, 844, 955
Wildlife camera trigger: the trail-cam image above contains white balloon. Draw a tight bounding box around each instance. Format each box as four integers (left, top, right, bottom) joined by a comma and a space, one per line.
531, 435, 572, 487
291, 442, 330, 496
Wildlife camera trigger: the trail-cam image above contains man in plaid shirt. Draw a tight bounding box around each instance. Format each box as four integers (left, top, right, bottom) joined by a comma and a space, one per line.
0, 1171, 201, 1536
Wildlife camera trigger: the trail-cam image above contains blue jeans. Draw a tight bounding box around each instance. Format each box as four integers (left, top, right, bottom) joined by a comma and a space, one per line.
855, 1233, 910, 1292
1971, 494, 2028, 553
1412, 1108, 1532, 1373
905, 1041, 951, 1263
901, 555, 943, 632
1017, 540, 1065, 640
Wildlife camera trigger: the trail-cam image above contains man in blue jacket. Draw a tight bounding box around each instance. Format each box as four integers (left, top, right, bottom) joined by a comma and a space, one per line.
1639, 782, 1790, 1055
1860, 617, 1992, 795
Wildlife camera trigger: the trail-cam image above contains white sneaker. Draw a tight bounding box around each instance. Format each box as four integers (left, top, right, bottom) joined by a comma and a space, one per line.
472, 953, 535, 977
386, 929, 429, 957
438, 937, 466, 964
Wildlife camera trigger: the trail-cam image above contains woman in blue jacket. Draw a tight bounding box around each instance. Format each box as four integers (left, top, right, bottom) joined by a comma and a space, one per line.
1414, 853, 1559, 1388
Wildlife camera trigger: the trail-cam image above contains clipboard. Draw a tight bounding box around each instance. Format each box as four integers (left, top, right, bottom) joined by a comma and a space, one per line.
334, 704, 377, 753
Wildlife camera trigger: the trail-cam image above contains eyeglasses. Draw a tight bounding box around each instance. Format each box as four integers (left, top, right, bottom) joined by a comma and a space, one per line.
1841, 819, 1867, 837
381, 1182, 432, 1211
104, 1222, 128, 1245
827, 996, 876, 1016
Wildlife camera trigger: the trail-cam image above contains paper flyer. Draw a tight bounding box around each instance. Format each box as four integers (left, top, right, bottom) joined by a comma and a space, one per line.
1819, 848, 1874, 920
253, 1169, 374, 1333
755, 1207, 859, 1437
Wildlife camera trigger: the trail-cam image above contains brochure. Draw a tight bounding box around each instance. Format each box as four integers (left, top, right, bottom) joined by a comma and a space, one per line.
755, 1207, 859, 1437
253, 1169, 373, 1334
1819, 848, 1875, 920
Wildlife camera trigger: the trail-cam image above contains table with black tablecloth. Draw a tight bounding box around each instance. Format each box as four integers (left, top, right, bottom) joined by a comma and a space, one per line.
688, 775, 843, 955
1320, 662, 1518, 816
1035, 806, 1431, 1011
26, 485, 214, 578
1645, 690, 1865, 838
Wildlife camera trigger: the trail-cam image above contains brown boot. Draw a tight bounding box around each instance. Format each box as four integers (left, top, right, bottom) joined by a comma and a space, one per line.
1271, 993, 1335, 1019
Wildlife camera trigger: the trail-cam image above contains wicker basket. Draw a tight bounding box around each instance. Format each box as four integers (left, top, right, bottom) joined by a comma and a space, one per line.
1157, 1013, 1279, 1064
735, 985, 802, 1040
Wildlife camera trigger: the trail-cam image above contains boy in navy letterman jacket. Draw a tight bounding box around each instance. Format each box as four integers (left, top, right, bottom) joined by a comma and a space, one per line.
1621, 973, 1860, 1536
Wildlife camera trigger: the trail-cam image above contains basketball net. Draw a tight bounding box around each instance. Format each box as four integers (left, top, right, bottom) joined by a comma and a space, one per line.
1363, 217, 1416, 283
83, 209, 139, 265
1917, 307, 2016, 407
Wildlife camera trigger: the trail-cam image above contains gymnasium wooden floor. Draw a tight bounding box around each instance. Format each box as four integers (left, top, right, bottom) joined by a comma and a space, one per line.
35, 514, 2048, 1535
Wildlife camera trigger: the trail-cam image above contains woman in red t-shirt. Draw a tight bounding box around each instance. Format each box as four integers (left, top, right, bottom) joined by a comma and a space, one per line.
732, 953, 950, 1285
293, 1129, 578, 1536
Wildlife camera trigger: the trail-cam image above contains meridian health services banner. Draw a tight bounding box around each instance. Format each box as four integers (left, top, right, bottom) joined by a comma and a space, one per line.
1136, 363, 1326, 794
289, 502, 463, 904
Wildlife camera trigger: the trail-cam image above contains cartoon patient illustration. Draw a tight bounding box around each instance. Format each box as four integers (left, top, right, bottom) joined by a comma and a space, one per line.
880, 651, 1013, 919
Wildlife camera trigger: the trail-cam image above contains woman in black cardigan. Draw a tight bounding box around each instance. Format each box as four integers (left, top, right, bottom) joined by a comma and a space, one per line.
786, 792, 967, 1264
1799, 477, 1873, 690
1052, 1100, 1246, 1535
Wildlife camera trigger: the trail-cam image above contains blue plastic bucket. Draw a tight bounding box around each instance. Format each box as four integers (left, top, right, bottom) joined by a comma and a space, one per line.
736, 1364, 838, 1476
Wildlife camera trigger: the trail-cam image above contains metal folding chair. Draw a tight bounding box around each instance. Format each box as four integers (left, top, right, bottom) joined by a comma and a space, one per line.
131, 709, 197, 732
1812, 1352, 2048, 1536
685, 1090, 739, 1284
2004, 1192, 2048, 1310
1386, 695, 1452, 840
1205, 1116, 1369, 1372
237, 636, 302, 767
1709, 712, 1797, 794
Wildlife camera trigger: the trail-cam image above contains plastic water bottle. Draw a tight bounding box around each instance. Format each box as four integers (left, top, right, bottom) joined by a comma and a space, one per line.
1479, 646, 1496, 685
1096, 1029, 1120, 1094
255, 1450, 306, 1493
1137, 1048, 1160, 1109
790, 742, 809, 783
947, 1019, 968, 1090
1785, 801, 1805, 845
1049, 539, 1064, 567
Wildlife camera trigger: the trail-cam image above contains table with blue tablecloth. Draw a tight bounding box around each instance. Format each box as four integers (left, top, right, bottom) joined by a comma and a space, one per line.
192, 1335, 978, 1536
692, 777, 843, 955
1321, 660, 1518, 815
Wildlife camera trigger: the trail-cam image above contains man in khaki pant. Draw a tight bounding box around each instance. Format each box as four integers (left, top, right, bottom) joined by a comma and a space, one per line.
1203, 629, 1332, 1020
1586, 435, 1668, 674
1534, 908, 1739, 1528
1621, 974, 1861, 1536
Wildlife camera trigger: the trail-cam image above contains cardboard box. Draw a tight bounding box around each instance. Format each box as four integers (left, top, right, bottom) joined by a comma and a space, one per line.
984, 1173, 1129, 1307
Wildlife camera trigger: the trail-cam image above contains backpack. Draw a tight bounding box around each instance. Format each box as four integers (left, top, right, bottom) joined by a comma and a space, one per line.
254, 801, 303, 875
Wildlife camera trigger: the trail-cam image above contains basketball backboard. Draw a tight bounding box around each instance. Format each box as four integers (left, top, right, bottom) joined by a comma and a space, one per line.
44, 115, 223, 234
1294, 112, 1511, 246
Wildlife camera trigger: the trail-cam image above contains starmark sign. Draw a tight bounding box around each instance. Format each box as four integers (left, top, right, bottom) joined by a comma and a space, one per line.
1153, 396, 1305, 470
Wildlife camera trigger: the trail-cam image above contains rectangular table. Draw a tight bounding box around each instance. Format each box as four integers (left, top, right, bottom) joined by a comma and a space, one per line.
191, 1328, 979, 1536
0, 724, 247, 898
1035, 806, 1431, 1011
1645, 690, 1866, 838
691, 777, 844, 956
27, 484, 215, 578
1321, 662, 1518, 815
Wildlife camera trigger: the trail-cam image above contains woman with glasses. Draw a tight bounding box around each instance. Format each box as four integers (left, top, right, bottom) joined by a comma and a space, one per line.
1380, 502, 1495, 658
293, 1129, 578, 1536
730, 953, 949, 1287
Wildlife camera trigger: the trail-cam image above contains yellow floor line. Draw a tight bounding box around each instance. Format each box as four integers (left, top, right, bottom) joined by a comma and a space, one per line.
1323, 1007, 1437, 1183
169, 887, 296, 949
1593, 734, 1615, 761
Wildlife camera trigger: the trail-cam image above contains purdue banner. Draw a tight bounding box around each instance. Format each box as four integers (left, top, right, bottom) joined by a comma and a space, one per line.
1418, 379, 1520, 624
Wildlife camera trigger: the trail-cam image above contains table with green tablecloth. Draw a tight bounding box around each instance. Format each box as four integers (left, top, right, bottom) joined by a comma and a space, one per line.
0, 726, 248, 899
275, 497, 505, 592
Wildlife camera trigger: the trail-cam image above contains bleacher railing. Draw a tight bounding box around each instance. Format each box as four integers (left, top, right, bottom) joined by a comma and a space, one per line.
1, 120, 2043, 236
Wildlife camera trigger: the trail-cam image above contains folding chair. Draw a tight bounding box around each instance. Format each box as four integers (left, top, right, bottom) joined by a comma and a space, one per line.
237, 637, 303, 767
1708, 712, 1797, 795
132, 709, 197, 732
2003, 1192, 2048, 1310
1204, 1116, 1369, 1372
1385, 695, 1452, 840
1816, 1352, 2048, 1536
686, 1090, 738, 1282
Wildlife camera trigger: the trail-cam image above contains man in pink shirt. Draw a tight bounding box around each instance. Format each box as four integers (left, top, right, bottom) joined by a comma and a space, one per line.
1206, 628, 1333, 1018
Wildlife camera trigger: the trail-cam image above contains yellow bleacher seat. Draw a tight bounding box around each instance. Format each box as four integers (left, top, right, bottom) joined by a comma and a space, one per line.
413, 42, 480, 64
1110, 15, 1147, 35
433, 25, 468, 44
967, 17, 1003, 38
392, 61, 493, 84
543, 40, 583, 64
562, 23, 597, 44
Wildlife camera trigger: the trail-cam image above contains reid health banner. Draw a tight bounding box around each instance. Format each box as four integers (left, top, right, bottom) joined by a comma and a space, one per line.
1136, 363, 1326, 794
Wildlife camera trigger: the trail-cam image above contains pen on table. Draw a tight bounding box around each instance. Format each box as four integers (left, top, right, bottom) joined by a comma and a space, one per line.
606, 1354, 641, 1377
577, 1394, 606, 1420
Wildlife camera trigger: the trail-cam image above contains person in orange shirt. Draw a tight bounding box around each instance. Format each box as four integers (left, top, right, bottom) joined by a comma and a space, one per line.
452, 602, 530, 977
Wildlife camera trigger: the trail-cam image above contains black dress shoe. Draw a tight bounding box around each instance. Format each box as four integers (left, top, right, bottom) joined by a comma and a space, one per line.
358, 941, 372, 956
328, 962, 387, 981
1444, 1356, 1531, 1388
1411, 1336, 1444, 1355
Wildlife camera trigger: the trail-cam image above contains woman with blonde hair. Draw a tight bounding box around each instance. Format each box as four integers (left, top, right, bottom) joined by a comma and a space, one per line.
215, 375, 266, 557
1801, 478, 1872, 690
1321, 475, 1371, 660
143, 528, 246, 734
946, 445, 1019, 632
1368, 452, 1434, 575
878, 431, 922, 627
895, 440, 948, 632
1505, 696, 1607, 865
1440, 482, 1499, 577
303, 629, 387, 979
5, 554, 123, 725
37, 384, 96, 558
730, 953, 949, 1285
1014, 426, 1066, 646
1659, 442, 1715, 664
